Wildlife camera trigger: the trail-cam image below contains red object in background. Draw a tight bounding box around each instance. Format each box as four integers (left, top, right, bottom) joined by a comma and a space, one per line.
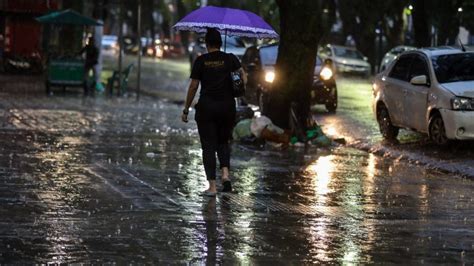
2, 0, 59, 56
3, 0, 59, 13
4, 18, 42, 56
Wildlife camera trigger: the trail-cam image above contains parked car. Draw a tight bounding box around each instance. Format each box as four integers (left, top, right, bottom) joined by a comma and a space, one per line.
144, 38, 164, 58
373, 47, 474, 145
379, 45, 416, 72
189, 35, 247, 69
319, 44, 371, 77
158, 39, 185, 58
101, 35, 118, 56
242, 44, 337, 112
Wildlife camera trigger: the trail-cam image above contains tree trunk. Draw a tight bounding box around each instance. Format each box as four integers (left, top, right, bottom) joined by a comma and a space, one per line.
265, 0, 326, 130
412, 0, 431, 47
352, 21, 377, 73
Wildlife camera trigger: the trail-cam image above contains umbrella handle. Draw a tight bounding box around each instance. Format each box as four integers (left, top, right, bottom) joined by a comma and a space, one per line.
224, 29, 227, 52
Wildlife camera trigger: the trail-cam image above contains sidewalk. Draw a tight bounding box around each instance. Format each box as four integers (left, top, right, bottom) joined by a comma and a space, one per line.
0, 74, 45, 95
0, 55, 190, 102
0, 94, 472, 264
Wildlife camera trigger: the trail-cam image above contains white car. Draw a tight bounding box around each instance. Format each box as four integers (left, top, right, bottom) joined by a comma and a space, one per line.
373, 47, 474, 145
319, 44, 371, 77
101, 35, 118, 56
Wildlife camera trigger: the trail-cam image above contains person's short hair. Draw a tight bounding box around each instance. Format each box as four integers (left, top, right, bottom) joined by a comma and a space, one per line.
205, 28, 222, 48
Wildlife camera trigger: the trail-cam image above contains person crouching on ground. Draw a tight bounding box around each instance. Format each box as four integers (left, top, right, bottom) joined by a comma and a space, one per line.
181, 28, 246, 196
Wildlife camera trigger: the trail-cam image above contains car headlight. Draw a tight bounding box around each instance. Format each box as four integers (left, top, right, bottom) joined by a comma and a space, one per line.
452, 97, 474, 110
265, 71, 275, 83
320, 66, 333, 81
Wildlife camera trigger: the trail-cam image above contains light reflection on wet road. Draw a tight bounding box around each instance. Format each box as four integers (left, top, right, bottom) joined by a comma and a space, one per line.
0, 94, 473, 264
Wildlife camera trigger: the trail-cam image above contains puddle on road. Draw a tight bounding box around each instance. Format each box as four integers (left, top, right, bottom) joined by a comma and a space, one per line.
0, 95, 473, 264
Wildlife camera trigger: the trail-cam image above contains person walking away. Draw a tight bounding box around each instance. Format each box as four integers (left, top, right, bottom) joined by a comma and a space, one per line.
181, 28, 246, 196
79, 37, 99, 95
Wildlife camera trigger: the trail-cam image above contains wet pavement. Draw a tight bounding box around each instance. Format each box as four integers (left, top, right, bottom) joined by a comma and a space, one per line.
0, 93, 473, 264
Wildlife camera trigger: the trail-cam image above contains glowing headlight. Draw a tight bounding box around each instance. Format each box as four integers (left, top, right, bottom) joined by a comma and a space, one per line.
452, 97, 474, 110
265, 71, 275, 83
155, 46, 163, 57
320, 66, 333, 80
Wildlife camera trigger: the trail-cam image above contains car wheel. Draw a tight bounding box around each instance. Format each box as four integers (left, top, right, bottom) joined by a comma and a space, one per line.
325, 88, 338, 113
429, 113, 449, 145
377, 104, 399, 141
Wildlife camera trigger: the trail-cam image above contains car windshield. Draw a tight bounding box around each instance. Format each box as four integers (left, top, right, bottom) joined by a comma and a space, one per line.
432, 53, 474, 83
260, 46, 321, 66
334, 46, 364, 60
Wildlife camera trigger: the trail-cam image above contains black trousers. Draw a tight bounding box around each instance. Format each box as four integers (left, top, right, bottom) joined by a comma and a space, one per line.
195, 97, 236, 180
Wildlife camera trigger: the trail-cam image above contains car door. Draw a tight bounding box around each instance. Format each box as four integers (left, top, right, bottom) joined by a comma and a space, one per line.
384, 54, 414, 127
404, 55, 430, 132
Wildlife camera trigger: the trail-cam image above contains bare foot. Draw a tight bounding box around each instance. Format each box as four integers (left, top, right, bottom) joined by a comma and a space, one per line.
221, 167, 230, 182
207, 180, 217, 193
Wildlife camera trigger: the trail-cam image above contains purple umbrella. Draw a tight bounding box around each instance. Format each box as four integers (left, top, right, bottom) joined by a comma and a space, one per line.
173, 6, 279, 39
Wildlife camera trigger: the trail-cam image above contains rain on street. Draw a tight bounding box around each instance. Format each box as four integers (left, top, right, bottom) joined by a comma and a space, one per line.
2, 0, 474, 262
0, 86, 473, 263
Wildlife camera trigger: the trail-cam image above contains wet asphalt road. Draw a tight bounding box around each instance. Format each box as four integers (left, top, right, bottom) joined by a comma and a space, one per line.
0, 92, 473, 264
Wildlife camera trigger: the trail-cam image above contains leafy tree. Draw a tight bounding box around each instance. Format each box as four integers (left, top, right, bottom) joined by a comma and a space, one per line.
338, 1, 381, 71
461, 0, 474, 33
432, 0, 463, 45
382, 0, 410, 49
411, 0, 464, 47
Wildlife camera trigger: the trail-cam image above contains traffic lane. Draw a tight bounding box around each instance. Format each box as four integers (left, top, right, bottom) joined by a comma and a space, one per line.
102, 54, 190, 102
0, 95, 473, 264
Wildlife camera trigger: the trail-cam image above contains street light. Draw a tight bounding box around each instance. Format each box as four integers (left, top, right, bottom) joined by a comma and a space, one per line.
458, 7, 463, 13
408, 4, 414, 11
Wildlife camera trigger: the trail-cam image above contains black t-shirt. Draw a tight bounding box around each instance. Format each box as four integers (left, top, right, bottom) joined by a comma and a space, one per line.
190, 51, 241, 100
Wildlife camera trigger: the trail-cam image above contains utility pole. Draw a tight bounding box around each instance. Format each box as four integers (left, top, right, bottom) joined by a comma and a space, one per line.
137, 0, 142, 101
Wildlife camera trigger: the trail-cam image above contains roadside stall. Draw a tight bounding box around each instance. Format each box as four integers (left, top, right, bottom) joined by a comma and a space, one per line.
36, 9, 102, 95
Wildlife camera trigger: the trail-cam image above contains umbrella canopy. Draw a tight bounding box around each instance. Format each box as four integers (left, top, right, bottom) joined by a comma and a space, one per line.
36, 9, 103, 26
173, 6, 278, 39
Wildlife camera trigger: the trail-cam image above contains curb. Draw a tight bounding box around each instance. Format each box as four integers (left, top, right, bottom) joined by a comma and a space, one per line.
348, 140, 474, 179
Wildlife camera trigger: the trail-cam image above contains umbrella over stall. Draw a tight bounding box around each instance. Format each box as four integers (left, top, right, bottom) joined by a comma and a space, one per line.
36, 9, 103, 26
173, 6, 279, 50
